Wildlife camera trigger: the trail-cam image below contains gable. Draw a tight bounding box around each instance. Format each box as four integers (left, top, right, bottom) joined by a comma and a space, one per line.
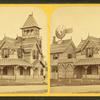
77, 36, 100, 53
51, 39, 75, 54
82, 40, 95, 50
80, 40, 99, 55
64, 41, 76, 53
0, 37, 15, 49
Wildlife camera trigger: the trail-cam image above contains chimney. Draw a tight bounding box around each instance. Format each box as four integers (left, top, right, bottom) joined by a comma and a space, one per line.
53, 36, 56, 44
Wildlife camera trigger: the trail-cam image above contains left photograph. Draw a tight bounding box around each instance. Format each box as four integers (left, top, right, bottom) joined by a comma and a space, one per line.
0, 7, 48, 93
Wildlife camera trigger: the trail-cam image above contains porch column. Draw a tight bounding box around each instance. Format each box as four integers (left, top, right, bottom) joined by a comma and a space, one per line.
14, 66, 18, 80
0, 67, 3, 79
57, 64, 60, 80
24, 66, 27, 79
72, 66, 75, 78
84, 66, 88, 78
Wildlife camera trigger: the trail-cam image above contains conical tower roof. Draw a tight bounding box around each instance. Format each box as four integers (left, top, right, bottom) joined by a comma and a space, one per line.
22, 14, 40, 29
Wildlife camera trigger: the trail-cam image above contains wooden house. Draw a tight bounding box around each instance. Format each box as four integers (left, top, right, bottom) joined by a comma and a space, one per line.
0, 14, 46, 82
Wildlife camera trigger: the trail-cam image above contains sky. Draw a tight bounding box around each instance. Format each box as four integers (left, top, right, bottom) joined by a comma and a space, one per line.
0, 7, 48, 61
51, 6, 100, 47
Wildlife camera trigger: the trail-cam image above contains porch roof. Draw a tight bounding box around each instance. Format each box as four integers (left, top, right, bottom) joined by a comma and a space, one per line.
74, 58, 100, 66
58, 58, 76, 63
0, 59, 32, 66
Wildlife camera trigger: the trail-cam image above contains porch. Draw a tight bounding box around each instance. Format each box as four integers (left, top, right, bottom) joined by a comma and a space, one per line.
74, 58, 100, 79
0, 59, 33, 80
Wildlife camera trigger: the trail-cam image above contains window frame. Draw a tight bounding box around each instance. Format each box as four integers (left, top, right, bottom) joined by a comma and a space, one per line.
86, 47, 93, 58
53, 53, 59, 60
67, 54, 72, 59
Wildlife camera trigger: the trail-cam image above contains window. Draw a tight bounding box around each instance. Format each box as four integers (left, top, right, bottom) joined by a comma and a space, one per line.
32, 50, 39, 59
26, 67, 30, 75
87, 66, 92, 74
3, 67, 8, 75
27, 30, 29, 33
19, 67, 24, 75
53, 54, 59, 59
68, 54, 72, 59
2, 48, 9, 58
51, 66, 58, 72
17, 47, 23, 58
86, 48, 93, 57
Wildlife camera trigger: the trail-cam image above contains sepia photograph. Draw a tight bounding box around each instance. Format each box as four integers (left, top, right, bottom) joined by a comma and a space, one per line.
50, 6, 100, 93
0, 6, 48, 93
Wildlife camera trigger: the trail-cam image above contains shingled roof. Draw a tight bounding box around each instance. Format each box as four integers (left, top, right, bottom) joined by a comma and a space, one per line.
77, 36, 100, 52
74, 58, 100, 66
51, 39, 75, 54
0, 58, 32, 66
0, 36, 16, 49
22, 14, 40, 29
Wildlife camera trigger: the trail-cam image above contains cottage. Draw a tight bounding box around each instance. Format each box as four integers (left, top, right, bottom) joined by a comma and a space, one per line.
51, 35, 100, 80
75, 36, 100, 79
0, 14, 46, 82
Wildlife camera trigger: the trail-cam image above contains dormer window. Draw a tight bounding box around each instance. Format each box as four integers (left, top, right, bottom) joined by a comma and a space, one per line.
53, 54, 59, 59
86, 48, 93, 57
2, 48, 9, 58
68, 54, 72, 59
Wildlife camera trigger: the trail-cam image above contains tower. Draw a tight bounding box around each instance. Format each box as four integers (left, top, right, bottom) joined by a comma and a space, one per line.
21, 14, 41, 39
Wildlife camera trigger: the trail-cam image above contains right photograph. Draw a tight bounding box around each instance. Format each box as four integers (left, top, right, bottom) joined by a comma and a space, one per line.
50, 6, 100, 93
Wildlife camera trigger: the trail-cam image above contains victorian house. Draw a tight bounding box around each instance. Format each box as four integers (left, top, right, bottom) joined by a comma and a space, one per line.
0, 14, 46, 82
75, 36, 100, 79
51, 35, 100, 80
